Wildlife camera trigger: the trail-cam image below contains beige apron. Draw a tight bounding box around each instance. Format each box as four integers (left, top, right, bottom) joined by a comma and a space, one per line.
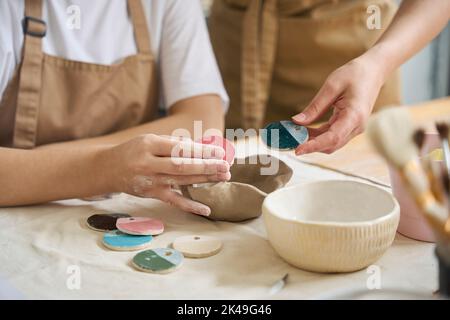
208, 0, 402, 129
0, 0, 158, 148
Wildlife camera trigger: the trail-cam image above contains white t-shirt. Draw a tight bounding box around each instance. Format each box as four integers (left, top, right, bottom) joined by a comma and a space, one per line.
0, 0, 229, 112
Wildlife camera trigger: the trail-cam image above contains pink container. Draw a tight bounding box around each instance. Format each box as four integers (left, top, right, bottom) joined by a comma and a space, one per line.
389, 133, 442, 242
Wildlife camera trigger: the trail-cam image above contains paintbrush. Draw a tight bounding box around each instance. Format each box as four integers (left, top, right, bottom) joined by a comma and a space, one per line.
412, 129, 426, 153
436, 123, 450, 174
269, 273, 288, 295
413, 129, 446, 204
441, 152, 450, 234
436, 122, 450, 219
367, 108, 448, 238
435, 123, 450, 234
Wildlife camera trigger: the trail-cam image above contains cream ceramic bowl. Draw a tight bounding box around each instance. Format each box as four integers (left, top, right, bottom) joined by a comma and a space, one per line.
263, 180, 400, 273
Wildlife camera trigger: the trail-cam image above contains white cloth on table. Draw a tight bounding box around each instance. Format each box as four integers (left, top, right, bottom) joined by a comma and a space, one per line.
0, 142, 437, 299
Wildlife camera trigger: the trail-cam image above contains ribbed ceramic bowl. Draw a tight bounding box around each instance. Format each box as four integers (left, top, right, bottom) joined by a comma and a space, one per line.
263, 180, 400, 273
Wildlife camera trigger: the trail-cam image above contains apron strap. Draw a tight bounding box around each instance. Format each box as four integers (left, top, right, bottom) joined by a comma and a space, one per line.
13, 0, 45, 148
127, 0, 152, 55
241, 0, 278, 130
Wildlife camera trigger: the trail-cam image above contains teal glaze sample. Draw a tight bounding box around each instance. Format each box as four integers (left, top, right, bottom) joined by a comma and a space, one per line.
132, 248, 183, 274
102, 230, 152, 250
280, 121, 309, 145
262, 121, 308, 150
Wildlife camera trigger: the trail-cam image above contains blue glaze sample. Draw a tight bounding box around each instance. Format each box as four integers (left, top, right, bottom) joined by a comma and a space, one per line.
262, 121, 309, 150
154, 248, 183, 266
280, 121, 309, 145
103, 230, 152, 249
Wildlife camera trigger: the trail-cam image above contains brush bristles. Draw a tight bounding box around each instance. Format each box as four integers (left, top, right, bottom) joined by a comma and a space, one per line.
413, 129, 426, 152
436, 122, 449, 141
367, 107, 418, 168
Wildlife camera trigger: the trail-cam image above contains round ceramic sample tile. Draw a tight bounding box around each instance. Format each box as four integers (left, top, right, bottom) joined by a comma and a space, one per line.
172, 235, 222, 258
262, 120, 309, 150
102, 230, 152, 251
86, 213, 131, 232
198, 135, 235, 165
116, 217, 164, 236
132, 248, 183, 274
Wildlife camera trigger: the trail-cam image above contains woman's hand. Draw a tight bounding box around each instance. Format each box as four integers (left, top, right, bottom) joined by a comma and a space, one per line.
291, 55, 385, 155
291, 0, 450, 156
105, 134, 231, 216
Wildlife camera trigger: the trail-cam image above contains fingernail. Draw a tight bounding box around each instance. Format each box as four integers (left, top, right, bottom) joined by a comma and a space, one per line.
292, 113, 306, 122
295, 149, 304, 156
197, 206, 211, 217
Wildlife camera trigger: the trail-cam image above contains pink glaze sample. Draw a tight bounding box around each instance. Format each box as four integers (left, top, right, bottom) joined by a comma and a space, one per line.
198, 135, 235, 165
116, 217, 164, 236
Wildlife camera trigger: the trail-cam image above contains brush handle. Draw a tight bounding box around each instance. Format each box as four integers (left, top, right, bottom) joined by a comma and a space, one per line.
424, 158, 445, 204
443, 139, 450, 176
402, 160, 447, 224
442, 139, 450, 207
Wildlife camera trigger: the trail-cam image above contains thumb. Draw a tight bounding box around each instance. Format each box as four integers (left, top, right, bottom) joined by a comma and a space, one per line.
292, 79, 342, 125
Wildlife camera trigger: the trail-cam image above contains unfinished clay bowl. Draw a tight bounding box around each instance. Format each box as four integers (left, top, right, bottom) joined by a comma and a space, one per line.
181, 154, 293, 222
263, 180, 400, 273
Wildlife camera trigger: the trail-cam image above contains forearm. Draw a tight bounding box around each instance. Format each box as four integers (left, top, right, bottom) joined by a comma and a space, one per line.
0, 95, 224, 206
41, 94, 225, 149
0, 146, 112, 206
362, 0, 449, 80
